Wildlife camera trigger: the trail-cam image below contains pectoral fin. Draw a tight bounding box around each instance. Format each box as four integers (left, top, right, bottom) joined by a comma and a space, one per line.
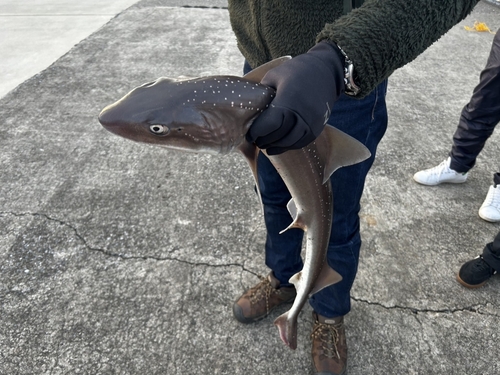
238, 141, 263, 211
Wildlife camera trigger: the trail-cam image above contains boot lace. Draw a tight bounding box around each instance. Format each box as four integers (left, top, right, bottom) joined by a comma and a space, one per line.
311, 320, 340, 359
249, 275, 274, 314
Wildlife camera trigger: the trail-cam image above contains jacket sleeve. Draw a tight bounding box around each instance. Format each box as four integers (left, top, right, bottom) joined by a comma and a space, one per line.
316, 0, 480, 97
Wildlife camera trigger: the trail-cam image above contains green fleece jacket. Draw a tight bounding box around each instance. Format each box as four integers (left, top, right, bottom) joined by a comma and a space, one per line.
228, 0, 480, 97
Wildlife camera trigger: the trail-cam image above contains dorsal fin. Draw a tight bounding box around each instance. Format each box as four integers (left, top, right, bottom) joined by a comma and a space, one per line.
316, 125, 371, 184
243, 56, 292, 83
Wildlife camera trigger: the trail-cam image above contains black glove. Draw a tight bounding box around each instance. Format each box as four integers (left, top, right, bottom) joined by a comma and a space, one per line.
247, 41, 346, 155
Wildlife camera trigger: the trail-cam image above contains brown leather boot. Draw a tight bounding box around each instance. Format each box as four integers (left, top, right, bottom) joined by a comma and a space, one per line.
232, 272, 296, 323
311, 311, 347, 375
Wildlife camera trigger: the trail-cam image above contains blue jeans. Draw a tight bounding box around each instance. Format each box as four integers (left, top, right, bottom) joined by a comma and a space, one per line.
244, 60, 388, 317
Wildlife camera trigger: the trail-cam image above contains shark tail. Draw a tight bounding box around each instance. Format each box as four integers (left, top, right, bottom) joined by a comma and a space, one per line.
274, 311, 298, 350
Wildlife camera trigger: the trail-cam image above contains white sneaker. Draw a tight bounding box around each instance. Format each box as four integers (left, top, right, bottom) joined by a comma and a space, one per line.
478, 185, 500, 222
413, 157, 468, 186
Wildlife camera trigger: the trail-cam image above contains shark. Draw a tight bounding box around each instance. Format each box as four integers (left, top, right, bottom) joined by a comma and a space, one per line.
98, 56, 371, 350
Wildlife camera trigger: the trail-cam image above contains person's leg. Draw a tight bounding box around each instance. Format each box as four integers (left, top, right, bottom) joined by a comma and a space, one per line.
258, 152, 304, 285
233, 60, 302, 324
242, 59, 305, 285
235, 68, 387, 325
310, 79, 388, 375
414, 30, 500, 186
310, 79, 388, 318
450, 29, 500, 172
457, 230, 499, 288
482, 230, 500, 272
493, 173, 500, 186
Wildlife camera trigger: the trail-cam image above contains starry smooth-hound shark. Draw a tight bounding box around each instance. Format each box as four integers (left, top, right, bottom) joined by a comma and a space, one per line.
98, 56, 371, 350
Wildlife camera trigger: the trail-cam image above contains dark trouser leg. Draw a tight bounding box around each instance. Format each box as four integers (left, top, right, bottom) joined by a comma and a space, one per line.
309, 80, 388, 318
482, 230, 500, 272
450, 29, 500, 173
493, 173, 500, 186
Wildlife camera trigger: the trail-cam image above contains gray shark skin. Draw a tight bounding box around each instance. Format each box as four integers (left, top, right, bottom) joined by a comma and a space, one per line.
98, 57, 371, 350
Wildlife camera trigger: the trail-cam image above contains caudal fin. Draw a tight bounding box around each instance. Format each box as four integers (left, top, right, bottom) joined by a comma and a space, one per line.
274, 312, 298, 350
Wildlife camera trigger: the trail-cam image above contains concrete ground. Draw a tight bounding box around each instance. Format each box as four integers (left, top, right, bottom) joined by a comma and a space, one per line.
1, 1, 499, 374
0, 0, 141, 99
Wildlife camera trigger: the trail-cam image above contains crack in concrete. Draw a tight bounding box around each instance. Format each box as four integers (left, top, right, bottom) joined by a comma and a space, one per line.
1, 211, 259, 276
3, 211, 497, 317
351, 296, 499, 318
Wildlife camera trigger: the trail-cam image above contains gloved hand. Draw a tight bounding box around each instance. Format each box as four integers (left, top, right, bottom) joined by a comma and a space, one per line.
247, 41, 346, 155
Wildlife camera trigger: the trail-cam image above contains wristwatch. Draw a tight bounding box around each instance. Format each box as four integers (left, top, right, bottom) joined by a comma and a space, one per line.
336, 44, 361, 96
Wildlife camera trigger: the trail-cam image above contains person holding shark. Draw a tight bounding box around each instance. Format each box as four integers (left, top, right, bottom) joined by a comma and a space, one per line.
227, 1, 482, 374
99, 0, 483, 373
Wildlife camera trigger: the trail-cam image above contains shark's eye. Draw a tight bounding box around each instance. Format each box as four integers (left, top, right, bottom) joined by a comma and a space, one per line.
149, 124, 169, 135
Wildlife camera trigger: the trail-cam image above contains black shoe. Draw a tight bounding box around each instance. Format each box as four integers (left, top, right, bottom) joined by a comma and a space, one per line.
456, 255, 496, 288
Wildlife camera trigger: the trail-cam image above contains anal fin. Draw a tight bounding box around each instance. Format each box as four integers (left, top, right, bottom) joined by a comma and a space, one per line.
289, 270, 302, 288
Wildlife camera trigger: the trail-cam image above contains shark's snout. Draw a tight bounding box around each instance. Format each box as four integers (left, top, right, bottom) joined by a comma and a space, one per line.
98, 99, 167, 144
98, 104, 121, 130
98, 102, 139, 141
